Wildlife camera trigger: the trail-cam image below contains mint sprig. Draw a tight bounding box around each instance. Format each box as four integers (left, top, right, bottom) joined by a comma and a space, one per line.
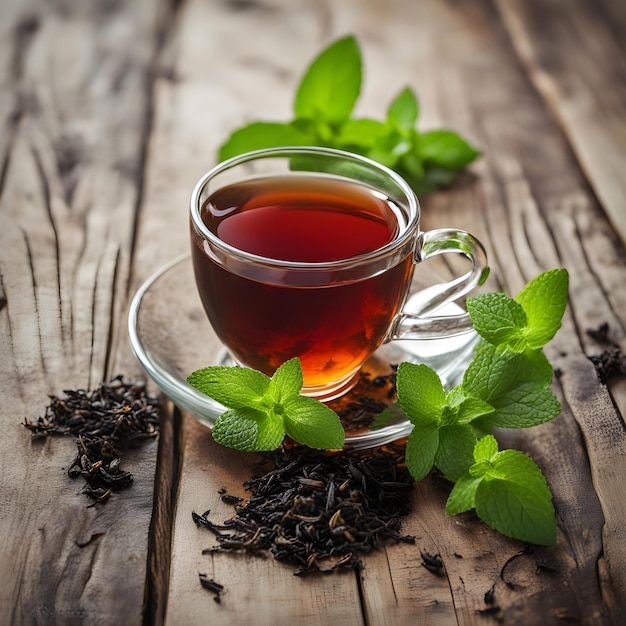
398, 269, 568, 544
218, 36, 479, 194
187, 358, 344, 452
467, 268, 568, 353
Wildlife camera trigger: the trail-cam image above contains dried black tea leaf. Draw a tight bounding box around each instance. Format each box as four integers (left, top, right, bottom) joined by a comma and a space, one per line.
199, 573, 224, 602
420, 550, 443, 573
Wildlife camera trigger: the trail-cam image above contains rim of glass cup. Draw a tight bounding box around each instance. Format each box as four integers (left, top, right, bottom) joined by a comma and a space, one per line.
189, 146, 420, 270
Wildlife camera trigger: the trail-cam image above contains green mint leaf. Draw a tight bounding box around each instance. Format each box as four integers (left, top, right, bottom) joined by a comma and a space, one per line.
294, 35, 361, 124
216, 36, 479, 192
405, 423, 439, 481
446, 385, 466, 408
444, 385, 495, 424
463, 345, 522, 404
464, 343, 553, 405
473, 433, 499, 462
283, 395, 345, 449
435, 425, 477, 482
487, 382, 561, 429
268, 357, 302, 403
467, 292, 528, 350
455, 396, 496, 424
446, 473, 482, 515
475, 448, 556, 545
396, 362, 445, 426
334, 118, 387, 150
519, 348, 555, 386
255, 410, 287, 451
218, 122, 314, 162
367, 129, 412, 168
462, 345, 560, 430
187, 366, 269, 409
516, 269, 569, 349
446, 436, 557, 545
398, 148, 425, 182
419, 129, 480, 170
211, 407, 265, 452
387, 87, 419, 133
189, 359, 345, 452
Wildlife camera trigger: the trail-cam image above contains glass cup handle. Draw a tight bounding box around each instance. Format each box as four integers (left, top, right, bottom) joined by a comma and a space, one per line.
389, 228, 489, 340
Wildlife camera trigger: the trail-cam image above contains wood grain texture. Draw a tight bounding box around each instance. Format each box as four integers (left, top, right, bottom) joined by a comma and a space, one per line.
0, 0, 165, 623
494, 0, 626, 247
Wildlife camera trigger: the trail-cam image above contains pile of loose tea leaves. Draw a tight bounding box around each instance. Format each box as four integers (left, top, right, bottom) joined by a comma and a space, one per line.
193, 443, 415, 576
24, 375, 160, 504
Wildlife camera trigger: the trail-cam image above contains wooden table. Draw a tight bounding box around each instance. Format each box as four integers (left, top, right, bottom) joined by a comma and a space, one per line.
1, 0, 625, 624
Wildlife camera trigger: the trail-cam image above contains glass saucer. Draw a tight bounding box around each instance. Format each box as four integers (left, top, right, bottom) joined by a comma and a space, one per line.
128, 255, 478, 449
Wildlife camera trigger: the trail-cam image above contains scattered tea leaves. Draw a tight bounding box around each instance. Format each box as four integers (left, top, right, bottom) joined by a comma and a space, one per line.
328, 366, 397, 433
586, 322, 626, 383
23, 375, 160, 504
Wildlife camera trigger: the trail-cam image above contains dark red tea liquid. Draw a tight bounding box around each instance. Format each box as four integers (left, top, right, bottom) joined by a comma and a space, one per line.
191, 175, 414, 392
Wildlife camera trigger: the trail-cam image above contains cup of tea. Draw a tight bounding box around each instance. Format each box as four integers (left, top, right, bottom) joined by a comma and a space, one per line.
190, 146, 488, 400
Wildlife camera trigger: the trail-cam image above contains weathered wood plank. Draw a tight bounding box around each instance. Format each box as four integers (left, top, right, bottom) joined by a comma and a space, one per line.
495, 0, 626, 247
0, 0, 166, 623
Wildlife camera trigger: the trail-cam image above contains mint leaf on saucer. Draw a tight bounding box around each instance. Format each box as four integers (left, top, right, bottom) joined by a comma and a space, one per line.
187, 358, 344, 452
211, 407, 265, 452
268, 357, 303, 402
283, 395, 345, 450
187, 365, 269, 409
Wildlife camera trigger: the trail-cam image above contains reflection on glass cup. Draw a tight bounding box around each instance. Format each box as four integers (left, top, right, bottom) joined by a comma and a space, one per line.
190, 147, 488, 400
